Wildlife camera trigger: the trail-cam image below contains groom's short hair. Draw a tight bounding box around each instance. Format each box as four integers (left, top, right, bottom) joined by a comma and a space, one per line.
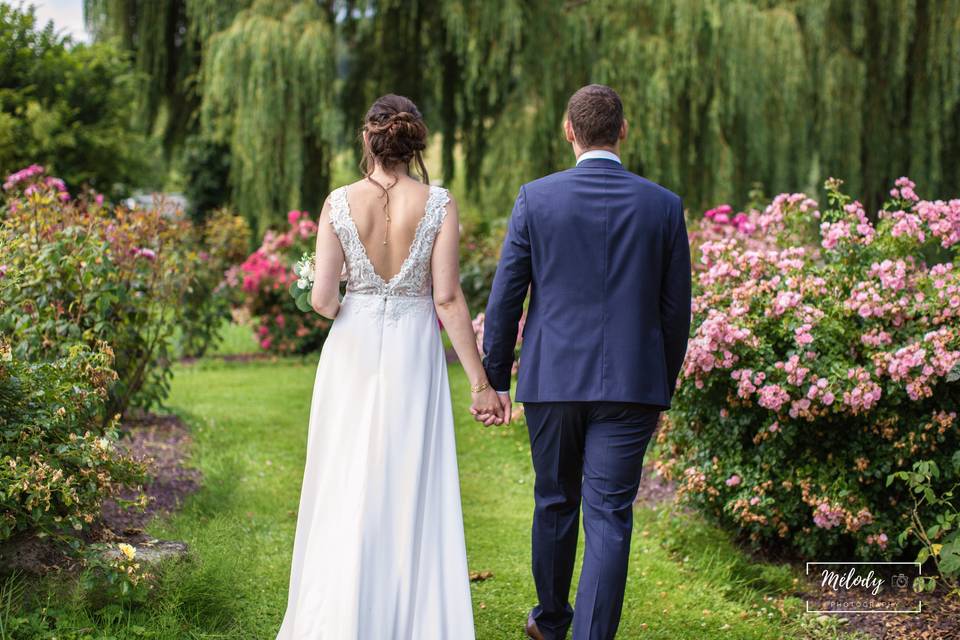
566, 84, 624, 148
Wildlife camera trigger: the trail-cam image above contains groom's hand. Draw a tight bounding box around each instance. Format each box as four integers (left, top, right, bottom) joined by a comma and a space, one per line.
497, 392, 512, 426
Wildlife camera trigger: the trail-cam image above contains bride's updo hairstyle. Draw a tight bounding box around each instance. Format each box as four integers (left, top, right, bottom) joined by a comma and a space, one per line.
362, 94, 430, 185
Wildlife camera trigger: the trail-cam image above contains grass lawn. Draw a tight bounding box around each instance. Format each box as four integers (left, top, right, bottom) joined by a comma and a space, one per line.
2, 355, 857, 639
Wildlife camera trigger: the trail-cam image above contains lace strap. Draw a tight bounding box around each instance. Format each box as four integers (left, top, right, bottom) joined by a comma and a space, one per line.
326, 186, 350, 236
425, 185, 451, 234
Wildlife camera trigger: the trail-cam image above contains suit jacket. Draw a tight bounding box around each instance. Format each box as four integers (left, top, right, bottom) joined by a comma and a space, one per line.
481, 157, 692, 410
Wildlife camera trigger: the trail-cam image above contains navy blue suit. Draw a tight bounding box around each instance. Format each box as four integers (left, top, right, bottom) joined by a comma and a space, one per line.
482, 156, 691, 639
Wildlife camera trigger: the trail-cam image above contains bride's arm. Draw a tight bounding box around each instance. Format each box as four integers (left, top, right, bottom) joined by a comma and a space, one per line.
311, 198, 345, 319
432, 196, 504, 425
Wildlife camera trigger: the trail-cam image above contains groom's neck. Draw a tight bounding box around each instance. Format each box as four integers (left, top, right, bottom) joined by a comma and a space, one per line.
574, 143, 621, 159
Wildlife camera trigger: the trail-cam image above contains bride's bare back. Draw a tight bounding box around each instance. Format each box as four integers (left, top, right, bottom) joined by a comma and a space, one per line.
344, 176, 433, 283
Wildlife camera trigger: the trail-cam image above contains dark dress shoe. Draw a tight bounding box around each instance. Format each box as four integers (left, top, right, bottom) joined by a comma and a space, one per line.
525, 611, 545, 640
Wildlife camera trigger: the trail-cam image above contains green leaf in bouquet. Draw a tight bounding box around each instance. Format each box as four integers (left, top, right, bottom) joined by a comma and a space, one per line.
295, 291, 313, 313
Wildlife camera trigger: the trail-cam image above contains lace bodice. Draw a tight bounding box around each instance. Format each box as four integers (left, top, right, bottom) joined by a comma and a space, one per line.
328, 183, 449, 303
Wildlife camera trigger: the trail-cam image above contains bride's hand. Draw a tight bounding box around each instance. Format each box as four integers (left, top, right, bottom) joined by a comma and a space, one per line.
470, 386, 503, 426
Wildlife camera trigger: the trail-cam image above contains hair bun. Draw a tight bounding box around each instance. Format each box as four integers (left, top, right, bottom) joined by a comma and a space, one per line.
390, 111, 416, 124
364, 97, 429, 165
387, 113, 427, 150
361, 94, 430, 184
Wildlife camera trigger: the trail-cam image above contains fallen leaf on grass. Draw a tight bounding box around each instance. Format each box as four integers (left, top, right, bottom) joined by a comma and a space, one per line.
469, 570, 494, 582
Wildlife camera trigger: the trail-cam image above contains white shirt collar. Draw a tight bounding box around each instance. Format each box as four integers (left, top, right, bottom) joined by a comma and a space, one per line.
576, 149, 622, 165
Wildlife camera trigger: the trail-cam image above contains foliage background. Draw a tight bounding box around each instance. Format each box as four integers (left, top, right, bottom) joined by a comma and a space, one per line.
0, 5, 155, 199
69, 0, 960, 232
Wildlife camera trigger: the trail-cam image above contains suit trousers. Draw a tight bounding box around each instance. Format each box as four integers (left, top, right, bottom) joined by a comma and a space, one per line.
523, 401, 661, 640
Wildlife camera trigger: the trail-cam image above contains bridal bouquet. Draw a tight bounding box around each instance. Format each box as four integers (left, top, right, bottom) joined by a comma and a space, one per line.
289, 252, 316, 312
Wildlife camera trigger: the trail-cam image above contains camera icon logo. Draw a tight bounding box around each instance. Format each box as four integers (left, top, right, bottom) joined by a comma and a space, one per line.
892, 573, 909, 589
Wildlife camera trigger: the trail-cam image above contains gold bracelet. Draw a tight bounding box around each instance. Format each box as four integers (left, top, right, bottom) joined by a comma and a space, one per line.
471, 381, 490, 393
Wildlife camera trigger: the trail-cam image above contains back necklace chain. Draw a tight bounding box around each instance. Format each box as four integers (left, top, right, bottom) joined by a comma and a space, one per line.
371, 175, 399, 245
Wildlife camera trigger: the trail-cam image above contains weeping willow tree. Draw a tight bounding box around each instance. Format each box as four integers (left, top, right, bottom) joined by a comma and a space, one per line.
336, 0, 528, 193
472, 0, 960, 213
338, 1, 441, 137
85, 0, 960, 223
596, 1, 813, 210
791, 0, 960, 210
83, 0, 252, 150
84, 0, 337, 229
438, 0, 530, 196
84, 0, 194, 149
200, 0, 337, 234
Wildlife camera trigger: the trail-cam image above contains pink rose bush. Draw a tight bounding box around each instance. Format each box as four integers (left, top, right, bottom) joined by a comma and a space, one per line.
227, 210, 331, 354
657, 178, 960, 560
471, 310, 527, 423
0, 165, 240, 417
471, 310, 525, 379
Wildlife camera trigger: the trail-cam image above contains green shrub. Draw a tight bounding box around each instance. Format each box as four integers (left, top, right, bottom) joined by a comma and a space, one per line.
80, 542, 156, 609
458, 211, 506, 315
888, 458, 960, 595
0, 166, 225, 417
0, 5, 154, 198
176, 209, 252, 359
0, 338, 145, 542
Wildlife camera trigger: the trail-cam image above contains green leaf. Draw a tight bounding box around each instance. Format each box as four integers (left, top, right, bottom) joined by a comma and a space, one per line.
295, 293, 312, 313
940, 545, 960, 574
947, 362, 960, 383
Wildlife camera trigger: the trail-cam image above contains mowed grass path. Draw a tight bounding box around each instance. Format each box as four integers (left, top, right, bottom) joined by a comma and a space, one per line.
146, 356, 826, 639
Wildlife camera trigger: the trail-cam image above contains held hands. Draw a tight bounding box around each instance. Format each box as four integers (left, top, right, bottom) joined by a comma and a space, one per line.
470, 387, 512, 427
469, 383, 506, 426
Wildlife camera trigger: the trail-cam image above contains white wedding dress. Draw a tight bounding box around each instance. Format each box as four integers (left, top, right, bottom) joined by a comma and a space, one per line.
277, 185, 475, 639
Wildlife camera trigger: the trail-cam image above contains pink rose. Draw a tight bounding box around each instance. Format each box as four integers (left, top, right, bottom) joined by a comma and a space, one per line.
725, 474, 741, 487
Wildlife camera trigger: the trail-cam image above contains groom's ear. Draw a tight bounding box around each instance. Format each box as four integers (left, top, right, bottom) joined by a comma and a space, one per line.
564, 118, 577, 143
619, 118, 629, 141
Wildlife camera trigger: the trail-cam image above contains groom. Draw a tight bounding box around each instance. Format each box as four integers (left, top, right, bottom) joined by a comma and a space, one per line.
477, 84, 691, 640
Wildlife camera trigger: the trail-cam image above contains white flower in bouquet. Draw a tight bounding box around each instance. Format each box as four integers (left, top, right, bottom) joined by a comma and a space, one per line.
293, 252, 316, 291
290, 252, 317, 312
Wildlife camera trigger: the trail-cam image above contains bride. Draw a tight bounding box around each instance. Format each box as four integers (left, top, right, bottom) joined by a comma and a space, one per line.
276, 94, 504, 639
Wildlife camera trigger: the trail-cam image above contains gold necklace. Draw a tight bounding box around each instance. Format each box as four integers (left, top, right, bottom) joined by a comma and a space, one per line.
383, 205, 391, 246
370, 175, 398, 245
